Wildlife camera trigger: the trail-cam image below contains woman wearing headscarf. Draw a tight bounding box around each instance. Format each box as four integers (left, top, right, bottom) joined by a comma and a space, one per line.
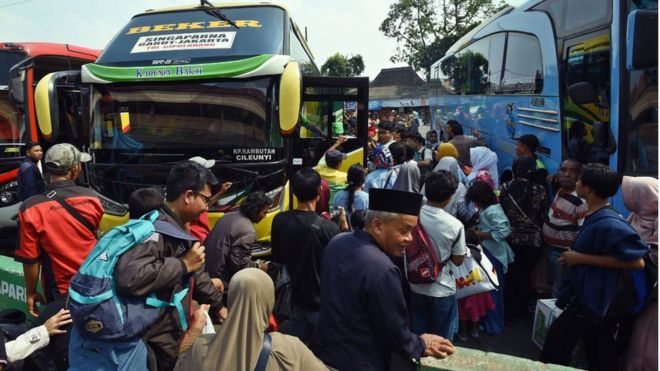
437, 143, 459, 163
623, 176, 658, 246
365, 145, 396, 191
622, 176, 657, 371
467, 147, 499, 191
499, 156, 547, 320
174, 268, 328, 371
424, 157, 473, 224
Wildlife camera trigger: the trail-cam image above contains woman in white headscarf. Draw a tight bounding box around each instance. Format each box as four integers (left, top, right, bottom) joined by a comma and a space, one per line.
424, 157, 474, 224
467, 146, 499, 190
174, 268, 328, 371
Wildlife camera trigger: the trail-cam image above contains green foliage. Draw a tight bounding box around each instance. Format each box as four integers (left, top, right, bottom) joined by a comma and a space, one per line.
380, 0, 506, 78
321, 53, 365, 77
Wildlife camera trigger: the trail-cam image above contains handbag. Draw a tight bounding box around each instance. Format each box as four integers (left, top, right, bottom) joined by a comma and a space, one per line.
501, 183, 542, 248
272, 217, 323, 322
452, 243, 499, 299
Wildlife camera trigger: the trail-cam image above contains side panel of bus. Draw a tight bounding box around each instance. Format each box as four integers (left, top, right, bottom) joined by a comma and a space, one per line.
430, 11, 561, 182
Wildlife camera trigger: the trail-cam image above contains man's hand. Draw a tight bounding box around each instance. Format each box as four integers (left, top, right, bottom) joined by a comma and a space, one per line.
210, 278, 224, 294
217, 306, 228, 322
44, 309, 72, 336
190, 304, 210, 331
26, 292, 45, 317
558, 250, 583, 267
210, 182, 233, 205
182, 242, 205, 273
337, 206, 349, 231
421, 333, 455, 358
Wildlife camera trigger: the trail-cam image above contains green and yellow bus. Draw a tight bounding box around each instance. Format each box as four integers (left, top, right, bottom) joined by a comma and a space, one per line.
36, 2, 369, 255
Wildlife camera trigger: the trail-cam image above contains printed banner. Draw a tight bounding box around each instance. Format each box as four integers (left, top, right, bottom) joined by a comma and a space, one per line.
130, 32, 237, 53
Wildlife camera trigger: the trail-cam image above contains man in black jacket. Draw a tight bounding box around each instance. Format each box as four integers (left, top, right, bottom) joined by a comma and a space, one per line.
115, 161, 224, 371
271, 168, 340, 343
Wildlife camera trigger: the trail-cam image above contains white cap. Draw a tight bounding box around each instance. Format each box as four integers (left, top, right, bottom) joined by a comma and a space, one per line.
188, 156, 215, 169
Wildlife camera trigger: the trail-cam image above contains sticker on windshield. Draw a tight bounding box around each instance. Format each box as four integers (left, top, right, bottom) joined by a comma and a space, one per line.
130, 32, 236, 53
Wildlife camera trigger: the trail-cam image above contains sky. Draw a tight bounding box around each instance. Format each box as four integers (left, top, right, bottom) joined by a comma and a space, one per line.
0, 0, 527, 79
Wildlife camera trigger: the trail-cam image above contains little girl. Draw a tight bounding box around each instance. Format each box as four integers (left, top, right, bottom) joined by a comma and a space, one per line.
457, 229, 496, 340
466, 181, 514, 335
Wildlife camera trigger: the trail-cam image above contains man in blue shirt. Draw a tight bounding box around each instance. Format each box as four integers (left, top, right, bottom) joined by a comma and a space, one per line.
311, 188, 454, 370
540, 163, 649, 370
16, 142, 44, 201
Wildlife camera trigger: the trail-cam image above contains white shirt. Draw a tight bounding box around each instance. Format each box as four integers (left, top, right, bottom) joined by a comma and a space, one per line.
409, 204, 467, 297
5, 325, 49, 363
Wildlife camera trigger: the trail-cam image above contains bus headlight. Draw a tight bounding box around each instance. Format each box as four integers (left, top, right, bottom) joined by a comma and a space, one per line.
0, 181, 18, 207
265, 186, 284, 212
93, 191, 128, 216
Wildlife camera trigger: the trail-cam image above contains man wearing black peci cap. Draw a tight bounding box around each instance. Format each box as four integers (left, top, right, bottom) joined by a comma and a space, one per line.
310, 188, 455, 371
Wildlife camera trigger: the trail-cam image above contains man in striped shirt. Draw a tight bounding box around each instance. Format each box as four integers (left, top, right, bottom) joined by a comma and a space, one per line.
543, 159, 587, 298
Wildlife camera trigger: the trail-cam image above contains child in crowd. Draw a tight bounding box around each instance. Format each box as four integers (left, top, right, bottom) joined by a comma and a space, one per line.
466, 181, 513, 335
128, 187, 164, 218
457, 229, 496, 341
350, 210, 366, 231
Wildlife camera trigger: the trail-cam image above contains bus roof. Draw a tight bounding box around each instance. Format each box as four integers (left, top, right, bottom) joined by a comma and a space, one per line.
139, 2, 291, 17
0, 42, 99, 60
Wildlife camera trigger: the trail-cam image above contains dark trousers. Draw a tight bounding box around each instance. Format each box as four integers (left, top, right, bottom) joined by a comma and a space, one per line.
505, 244, 542, 318
540, 304, 619, 371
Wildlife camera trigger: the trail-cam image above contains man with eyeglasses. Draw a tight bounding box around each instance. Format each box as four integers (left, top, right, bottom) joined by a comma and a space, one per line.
114, 161, 225, 371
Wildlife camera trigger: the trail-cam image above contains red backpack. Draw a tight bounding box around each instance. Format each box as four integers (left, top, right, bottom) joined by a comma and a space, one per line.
405, 223, 442, 283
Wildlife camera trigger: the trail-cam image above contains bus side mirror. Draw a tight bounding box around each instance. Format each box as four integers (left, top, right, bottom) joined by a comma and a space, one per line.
35, 73, 60, 143
567, 82, 597, 105
34, 71, 81, 143
627, 9, 658, 70
278, 61, 301, 136
9, 74, 24, 106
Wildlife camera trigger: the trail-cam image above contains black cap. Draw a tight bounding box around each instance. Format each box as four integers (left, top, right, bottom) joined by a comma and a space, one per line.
368, 188, 423, 216
517, 134, 540, 152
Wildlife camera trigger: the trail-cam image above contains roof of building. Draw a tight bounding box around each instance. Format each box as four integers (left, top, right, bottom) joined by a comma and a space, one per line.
370, 66, 428, 100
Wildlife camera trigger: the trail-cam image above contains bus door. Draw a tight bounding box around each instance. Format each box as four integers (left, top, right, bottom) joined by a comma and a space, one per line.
32, 71, 90, 183
292, 76, 369, 173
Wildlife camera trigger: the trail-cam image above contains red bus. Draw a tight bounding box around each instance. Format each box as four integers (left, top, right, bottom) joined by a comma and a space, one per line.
0, 42, 99, 241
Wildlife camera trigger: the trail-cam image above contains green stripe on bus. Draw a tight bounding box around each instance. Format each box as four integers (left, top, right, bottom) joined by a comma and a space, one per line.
85, 54, 273, 82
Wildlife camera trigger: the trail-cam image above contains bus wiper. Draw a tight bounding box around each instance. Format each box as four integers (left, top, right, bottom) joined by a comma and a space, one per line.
200, 0, 240, 29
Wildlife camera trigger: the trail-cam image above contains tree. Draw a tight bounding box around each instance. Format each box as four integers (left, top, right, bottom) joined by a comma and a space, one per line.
321, 53, 365, 77
380, 0, 506, 78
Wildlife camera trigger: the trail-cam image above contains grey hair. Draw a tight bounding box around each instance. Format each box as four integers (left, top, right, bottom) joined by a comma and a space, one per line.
364, 210, 401, 226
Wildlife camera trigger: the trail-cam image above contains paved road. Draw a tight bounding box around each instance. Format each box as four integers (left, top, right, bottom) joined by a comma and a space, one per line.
456, 315, 541, 360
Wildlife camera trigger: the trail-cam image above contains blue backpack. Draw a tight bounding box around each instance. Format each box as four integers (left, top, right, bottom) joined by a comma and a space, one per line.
68, 210, 197, 341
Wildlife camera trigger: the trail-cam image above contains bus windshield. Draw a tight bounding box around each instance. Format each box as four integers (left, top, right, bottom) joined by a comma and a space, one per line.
97, 6, 285, 67
0, 51, 25, 86
90, 78, 282, 151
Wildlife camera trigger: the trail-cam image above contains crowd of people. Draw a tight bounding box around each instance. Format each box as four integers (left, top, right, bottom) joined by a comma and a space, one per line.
2, 112, 657, 371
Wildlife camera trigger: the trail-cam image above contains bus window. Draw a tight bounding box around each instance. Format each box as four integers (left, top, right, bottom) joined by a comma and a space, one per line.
289, 23, 317, 75
532, 0, 611, 38
300, 101, 329, 138
439, 33, 505, 96
622, 0, 658, 175
563, 33, 610, 164
500, 33, 543, 94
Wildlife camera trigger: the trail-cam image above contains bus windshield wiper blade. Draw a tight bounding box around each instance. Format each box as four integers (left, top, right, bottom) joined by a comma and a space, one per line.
200, 0, 240, 29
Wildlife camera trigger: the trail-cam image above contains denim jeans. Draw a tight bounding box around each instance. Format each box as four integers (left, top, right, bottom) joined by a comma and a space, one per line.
547, 246, 568, 298
289, 305, 319, 343
409, 292, 458, 341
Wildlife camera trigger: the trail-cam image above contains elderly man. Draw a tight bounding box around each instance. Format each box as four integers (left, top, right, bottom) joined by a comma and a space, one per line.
311, 188, 454, 371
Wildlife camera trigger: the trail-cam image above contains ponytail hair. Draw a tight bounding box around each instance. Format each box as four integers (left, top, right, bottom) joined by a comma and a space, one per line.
345, 164, 366, 212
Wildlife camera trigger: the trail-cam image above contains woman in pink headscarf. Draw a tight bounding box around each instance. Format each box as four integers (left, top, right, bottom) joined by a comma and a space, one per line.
622, 176, 657, 371
623, 176, 658, 245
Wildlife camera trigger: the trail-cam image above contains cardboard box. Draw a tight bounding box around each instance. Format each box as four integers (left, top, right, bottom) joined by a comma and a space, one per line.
532, 298, 563, 349
532, 299, 588, 369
